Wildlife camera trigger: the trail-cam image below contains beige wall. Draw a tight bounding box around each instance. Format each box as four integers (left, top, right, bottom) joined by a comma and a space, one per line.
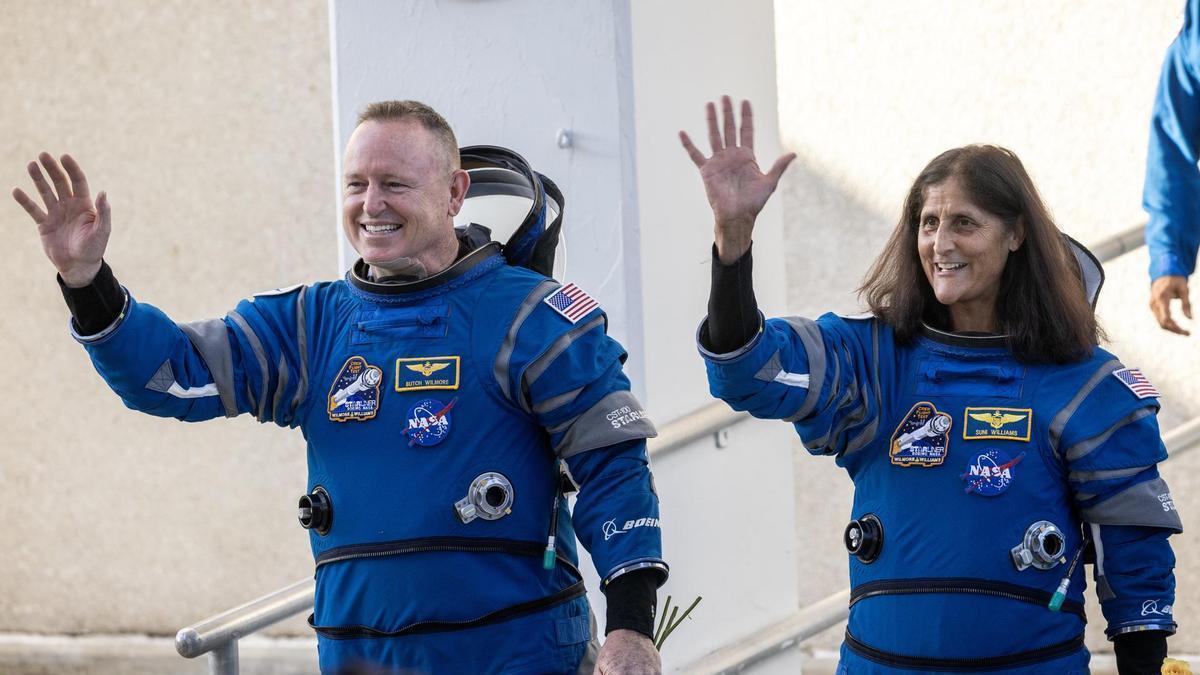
0, 1, 332, 636
775, 0, 1200, 657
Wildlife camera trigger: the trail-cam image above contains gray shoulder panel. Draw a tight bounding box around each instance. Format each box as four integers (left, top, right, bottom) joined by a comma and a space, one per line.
555, 390, 657, 459
1081, 476, 1183, 532
494, 280, 559, 402
177, 318, 239, 418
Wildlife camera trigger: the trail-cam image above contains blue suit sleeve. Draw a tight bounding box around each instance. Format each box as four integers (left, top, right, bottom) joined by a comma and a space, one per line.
1057, 366, 1181, 637
495, 290, 665, 588
77, 286, 313, 428
1144, 0, 1200, 279
699, 312, 882, 457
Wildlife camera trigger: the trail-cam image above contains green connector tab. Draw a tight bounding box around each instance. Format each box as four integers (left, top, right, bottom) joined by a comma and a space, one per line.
1048, 590, 1065, 612
543, 548, 556, 570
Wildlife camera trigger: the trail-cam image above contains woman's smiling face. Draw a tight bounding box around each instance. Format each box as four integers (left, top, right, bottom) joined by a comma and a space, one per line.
917, 176, 1024, 332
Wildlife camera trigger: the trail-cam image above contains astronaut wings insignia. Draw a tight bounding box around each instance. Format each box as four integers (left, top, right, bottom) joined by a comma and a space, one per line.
963, 407, 1032, 441
395, 356, 460, 392
406, 361, 450, 378
968, 410, 1027, 430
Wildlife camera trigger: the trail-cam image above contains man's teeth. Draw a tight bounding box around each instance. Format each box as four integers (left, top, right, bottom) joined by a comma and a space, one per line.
363, 223, 401, 234
936, 263, 967, 271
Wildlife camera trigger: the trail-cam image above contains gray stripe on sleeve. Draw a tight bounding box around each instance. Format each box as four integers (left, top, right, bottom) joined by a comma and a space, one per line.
290, 287, 309, 414
521, 314, 606, 413
494, 280, 559, 402
555, 390, 658, 459
1049, 358, 1121, 458
1069, 465, 1153, 484
780, 316, 826, 420
178, 318, 239, 418
227, 311, 271, 422
533, 386, 586, 416
1064, 407, 1156, 462
272, 354, 290, 423
1080, 476, 1183, 532
787, 340, 840, 424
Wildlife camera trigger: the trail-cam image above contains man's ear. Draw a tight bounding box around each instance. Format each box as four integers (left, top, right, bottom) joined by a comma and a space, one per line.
448, 169, 470, 217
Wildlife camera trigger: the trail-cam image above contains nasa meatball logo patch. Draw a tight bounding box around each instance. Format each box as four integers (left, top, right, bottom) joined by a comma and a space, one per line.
961, 449, 1025, 496
403, 397, 456, 447
890, 401, 952, 467
327, 356, 383, 422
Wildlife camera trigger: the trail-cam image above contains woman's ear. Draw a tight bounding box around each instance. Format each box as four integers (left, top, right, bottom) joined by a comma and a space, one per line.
1009, 217, 1026, 252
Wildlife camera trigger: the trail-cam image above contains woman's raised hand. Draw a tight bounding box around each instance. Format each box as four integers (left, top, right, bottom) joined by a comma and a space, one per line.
680, 96, 795, 264
12, 153, 111, 287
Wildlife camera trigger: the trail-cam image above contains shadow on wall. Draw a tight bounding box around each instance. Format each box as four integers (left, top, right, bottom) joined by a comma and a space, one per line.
778, 155, 896, 319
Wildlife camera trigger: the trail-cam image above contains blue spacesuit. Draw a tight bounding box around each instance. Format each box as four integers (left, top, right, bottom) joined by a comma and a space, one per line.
75, 238, 666, 673
1145, 0, 1200, 280
701, 313, 1180, 674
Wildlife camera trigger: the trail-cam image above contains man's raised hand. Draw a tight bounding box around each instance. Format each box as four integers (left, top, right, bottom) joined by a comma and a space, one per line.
679, 96, 795, 264
12, 153, 111, 287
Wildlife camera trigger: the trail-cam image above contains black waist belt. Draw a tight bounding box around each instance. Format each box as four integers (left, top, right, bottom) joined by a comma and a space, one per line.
309, 536, 585, 640
844, 630, 1085, 672
850, 577, 1087, 622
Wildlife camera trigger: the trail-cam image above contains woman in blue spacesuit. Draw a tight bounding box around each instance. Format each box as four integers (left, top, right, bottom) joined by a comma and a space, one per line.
682, 97, 1181, 674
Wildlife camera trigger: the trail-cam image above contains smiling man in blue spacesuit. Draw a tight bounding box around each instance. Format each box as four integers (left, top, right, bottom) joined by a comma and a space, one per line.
13, 100, 667, 674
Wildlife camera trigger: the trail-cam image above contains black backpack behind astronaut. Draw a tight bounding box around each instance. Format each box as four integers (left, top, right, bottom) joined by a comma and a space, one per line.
458, 145, 564, 279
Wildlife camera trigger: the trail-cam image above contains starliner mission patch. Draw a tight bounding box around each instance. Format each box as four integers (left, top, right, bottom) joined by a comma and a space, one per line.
890, 401, 952, 467
327, 356, 384, 422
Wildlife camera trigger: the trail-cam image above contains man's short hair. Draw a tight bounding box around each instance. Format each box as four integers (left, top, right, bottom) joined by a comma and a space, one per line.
356, 100, 460, 169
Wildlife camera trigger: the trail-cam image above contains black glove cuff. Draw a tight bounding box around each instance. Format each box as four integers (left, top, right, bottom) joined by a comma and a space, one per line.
703, 242, 759, 353
57, 260, 124, 336
604, 568, 658, 639
1113, 629, 1169, 675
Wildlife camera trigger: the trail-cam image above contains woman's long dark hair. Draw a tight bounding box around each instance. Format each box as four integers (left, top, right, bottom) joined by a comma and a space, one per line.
859, 145, 1101, 363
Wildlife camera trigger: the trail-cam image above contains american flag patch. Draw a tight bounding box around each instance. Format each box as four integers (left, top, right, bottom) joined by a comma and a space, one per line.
543, 283, 599, 323
1113, 367, 1161, 400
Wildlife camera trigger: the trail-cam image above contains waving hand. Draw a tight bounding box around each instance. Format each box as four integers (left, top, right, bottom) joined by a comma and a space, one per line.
679, 96, 795, 264
12, 153, 111, 287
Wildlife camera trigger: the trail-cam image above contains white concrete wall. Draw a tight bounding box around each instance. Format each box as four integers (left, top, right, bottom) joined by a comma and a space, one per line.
774, 0, 1200, 659
627, 0, 802, 671
0, 1, 331, 648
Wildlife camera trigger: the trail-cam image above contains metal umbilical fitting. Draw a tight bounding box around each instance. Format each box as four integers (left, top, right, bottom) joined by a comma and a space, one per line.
1011, 520, 1067, 571
455, 472, 514, 524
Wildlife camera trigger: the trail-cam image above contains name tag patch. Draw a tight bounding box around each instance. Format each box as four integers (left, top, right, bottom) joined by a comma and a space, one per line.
395, 356, 461, 392
890, 401, 952, 467
963, 407, 1032, 441
327, 356, 383, 422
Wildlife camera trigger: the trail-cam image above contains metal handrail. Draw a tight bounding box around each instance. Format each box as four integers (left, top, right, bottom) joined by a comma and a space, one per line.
174, 223, 1153, 673
175, 579, 314, 673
